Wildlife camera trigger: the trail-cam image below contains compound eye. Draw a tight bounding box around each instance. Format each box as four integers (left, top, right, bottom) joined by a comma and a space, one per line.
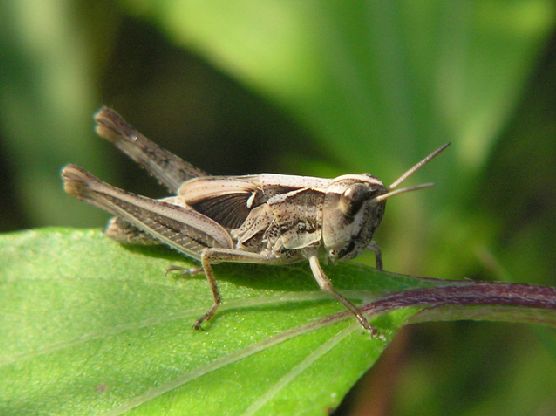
340, 184, 371, 217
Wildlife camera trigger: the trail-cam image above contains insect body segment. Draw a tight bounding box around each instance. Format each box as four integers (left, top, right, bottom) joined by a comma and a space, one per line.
62, 107, 449, 337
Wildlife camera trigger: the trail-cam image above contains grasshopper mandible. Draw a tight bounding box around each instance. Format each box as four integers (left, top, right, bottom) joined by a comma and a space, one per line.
62, 107, 449, 336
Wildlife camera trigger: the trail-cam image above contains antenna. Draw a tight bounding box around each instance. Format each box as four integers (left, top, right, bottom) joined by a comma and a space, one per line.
388, 143, 450, 190
374, 183, 434, 202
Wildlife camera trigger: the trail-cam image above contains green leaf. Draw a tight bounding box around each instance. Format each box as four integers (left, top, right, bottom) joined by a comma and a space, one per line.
0, 229, 424, 415
120, 0, 556, 276
123, 0, 554, 175
0, 0, 113, 228
2, 230, 554, 415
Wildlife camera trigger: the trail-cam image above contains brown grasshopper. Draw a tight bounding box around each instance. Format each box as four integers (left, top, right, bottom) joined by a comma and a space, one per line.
62, 107, 449, 336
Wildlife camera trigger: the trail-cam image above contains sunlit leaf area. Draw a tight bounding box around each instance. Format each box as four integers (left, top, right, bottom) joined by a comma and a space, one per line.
1, 1, 555, 415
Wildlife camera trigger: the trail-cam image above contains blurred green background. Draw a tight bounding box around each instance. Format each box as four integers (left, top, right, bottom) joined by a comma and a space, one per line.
1, 0, 555, 415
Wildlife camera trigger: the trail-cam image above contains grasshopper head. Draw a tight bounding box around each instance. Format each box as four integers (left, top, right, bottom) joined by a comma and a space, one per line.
322, 143, 450, 262
322, 174, 388, 261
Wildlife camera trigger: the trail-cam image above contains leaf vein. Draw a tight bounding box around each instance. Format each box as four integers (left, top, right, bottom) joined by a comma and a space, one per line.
241, 324, 357, 416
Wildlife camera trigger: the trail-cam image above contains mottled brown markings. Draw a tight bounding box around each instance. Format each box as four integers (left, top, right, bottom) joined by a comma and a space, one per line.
63, 107, 450, 336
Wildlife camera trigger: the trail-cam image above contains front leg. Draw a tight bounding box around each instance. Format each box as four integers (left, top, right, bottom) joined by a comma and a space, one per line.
308, 254, 379, 337
367, 241, 383, 270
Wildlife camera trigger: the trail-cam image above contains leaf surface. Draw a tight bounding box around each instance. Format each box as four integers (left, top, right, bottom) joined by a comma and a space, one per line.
1, 230, 554, 415
0, 230, 427, 415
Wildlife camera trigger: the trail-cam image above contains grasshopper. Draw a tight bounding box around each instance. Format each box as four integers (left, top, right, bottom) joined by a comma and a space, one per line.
62, 106, 449, 336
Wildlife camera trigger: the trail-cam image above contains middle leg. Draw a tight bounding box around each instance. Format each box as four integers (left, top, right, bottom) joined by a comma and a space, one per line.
191, 248, 288, 329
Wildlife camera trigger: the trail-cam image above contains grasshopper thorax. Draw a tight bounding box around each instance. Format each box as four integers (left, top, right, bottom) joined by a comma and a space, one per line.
322, 174, 387, 261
